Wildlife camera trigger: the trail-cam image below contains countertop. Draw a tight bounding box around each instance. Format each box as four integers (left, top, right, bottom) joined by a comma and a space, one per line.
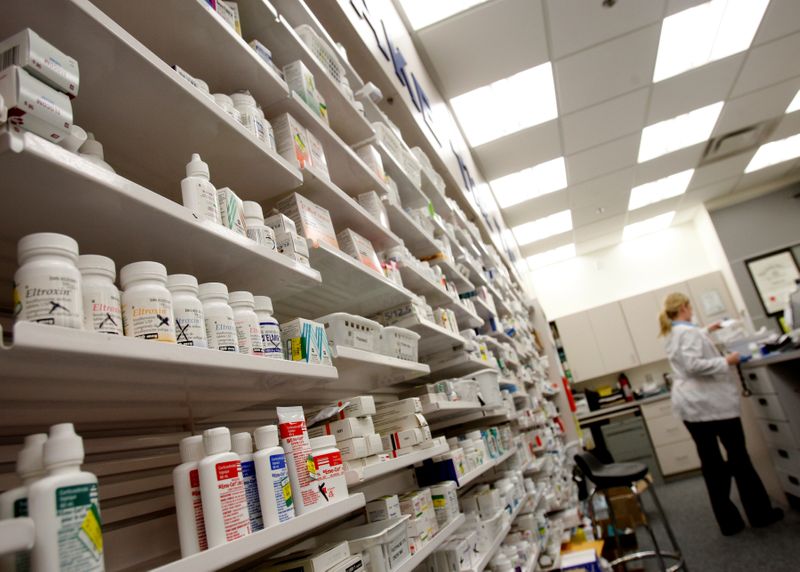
576, 392, 671, 424
741, 348, 800, 368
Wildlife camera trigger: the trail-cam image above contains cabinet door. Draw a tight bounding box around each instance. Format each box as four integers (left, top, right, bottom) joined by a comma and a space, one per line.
620, 292, 666, 365
556, 312, 604, 382
687, 272, 737, 325
587, 302, 640, 373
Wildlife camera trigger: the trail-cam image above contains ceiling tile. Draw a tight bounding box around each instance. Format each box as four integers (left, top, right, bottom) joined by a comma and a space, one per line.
564, 134, 639, 184
554, 26, 659, 115
519, 232, 573, 257
567, 168, 635, 209
672, 207, 700, 225
688, 154, 752, 190
503, 190, 570, 227
575, 231, 623, 255
572, 199, 628, 228
573, 213, 627, 241
418, 0, 549, 97
474, 120, 562, 180
712, 77, 800, 135
634, 143, 705, 184
736, 161, 795, 191
626, 197, 681, 223
770, 110, 800, 141
754, 0, 800, 46
545, 0, 666, 59
561, 89, 649, 154
647, 54, 744, 124
681, 177, 740, 206
731, 32, 800, 98
666, 0, 706, 16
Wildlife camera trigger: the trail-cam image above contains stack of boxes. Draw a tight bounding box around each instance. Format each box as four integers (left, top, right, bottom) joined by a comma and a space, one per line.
399, 489, 439, 554
265, 540, 362, 572
373, 398, 434, 457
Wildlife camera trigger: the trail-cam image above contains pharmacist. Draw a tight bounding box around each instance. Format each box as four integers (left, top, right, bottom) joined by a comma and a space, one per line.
659, 293, 783, 536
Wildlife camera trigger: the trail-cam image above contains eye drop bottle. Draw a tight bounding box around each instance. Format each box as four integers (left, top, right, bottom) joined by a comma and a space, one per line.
180, 154, 221, 225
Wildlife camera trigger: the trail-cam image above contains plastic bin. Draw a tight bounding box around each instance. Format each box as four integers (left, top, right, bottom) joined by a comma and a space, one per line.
379, 326, 420, 362
317, 312, 382, 352
466, 369, 503, 406
294, 24, 348, 88
373, 122, 422, 188
326, 515, 411, 572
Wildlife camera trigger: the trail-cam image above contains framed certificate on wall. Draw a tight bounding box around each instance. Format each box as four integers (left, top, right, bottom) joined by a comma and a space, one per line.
746, 248, 800, 316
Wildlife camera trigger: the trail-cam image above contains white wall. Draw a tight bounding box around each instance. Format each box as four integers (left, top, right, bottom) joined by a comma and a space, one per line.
530, 221, 717, 319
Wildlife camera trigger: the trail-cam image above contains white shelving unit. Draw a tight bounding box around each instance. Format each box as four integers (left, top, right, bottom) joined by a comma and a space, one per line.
423, 352, 494, 381
330, 345, 430, 391
456, 446, 516, 490
398, 265, 455, 308
447, 299, 485, 330
385, 201, 443, 258
345, 440, 449, 486
366, 138, 430, 208
431, 258, 474, 293
467, 494, 529, 572
400, 318, 466, 357
393, 513, 467, 572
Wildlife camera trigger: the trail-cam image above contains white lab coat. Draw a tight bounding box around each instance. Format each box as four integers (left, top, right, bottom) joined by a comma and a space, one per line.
664, 322, 740, 422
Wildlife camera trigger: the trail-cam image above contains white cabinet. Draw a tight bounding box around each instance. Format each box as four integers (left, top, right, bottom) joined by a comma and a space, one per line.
556, 312, 605, 382
620, 292, 667, 365
587, 303, 639, 373
687, 273, 738, 325
641, 399, 701, 476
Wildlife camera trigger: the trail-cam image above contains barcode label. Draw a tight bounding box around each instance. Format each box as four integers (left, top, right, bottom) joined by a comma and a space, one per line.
1, 46, 19, 71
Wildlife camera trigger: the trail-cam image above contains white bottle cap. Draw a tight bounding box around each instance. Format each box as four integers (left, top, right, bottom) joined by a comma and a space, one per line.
254, 425, 279, 450
185, 153, 210, 180
80, 132, 105, 160
203, 427, 231, 456
309, 435, 336, 450
78, 254, 116, 280
198, 282, 229, 301
120, 261, 168, 289
18, 232, 79, 265
228, 291, 255, 307
230, 91, 256, 109
242, 201, 264, 221
167, 273, 199, 294
231, 432, 254, 456
213, 93, 234, 109
44, 423, 84, 469
179, 435, 205, 463
253, 295, 274, 315
17, 433, 47, 479
59, 123, 88, 152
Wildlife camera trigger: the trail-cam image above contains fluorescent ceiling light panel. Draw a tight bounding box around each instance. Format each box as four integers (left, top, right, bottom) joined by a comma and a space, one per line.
526, 244, 576, 269
398, 0, 489, 30
745, 133, 800, 173
512, 210, 573, 246
653, 0, 769, 82
490, 157, 567, 209
622, 211, 676, 241
450, 63, 558, 147
638, 101, 723, 162
628, 169, 694, 210
787, 90, 800, 114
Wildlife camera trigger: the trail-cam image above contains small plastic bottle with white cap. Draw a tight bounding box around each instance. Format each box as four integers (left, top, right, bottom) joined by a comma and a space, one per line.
229, 291, 265, 357
231, 433, 264, 532
253, 425, 295, 527
198, 283, 238, 352
242, 201, 276, 250
172, 436, 208, 558
180, 154, 221, 225
213, 93, 242, 124
78, 255, 123, 335
167, 274, 208, 348
231, 91, 269, 149
79, 132, 115, 173
14, 232, 84, 329
28, 423, 104, 572
198, 427, 251, 548
120, 261, 176, 343
254, 296, 283, 359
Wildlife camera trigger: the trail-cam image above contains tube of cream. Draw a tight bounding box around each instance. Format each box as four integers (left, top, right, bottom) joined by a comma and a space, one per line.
276, 406, 321, 515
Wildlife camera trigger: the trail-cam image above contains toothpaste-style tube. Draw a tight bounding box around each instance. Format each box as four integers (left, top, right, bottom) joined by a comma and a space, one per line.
276, 406, 323, 515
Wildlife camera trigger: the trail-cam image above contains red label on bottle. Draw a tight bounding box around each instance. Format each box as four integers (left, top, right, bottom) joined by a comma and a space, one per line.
189, 468, 200, 488
313, 451, 342, 469
215, 460, 241, 481
279, 420, 306, 438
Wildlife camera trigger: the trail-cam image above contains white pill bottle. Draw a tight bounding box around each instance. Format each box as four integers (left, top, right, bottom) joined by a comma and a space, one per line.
172, 435, 208, 558
254, 295, 283, 359
120, 261, 176, 343
167, 274, 208, 348
78, 254, 123, 335
229, 291, 265, 357
198, 283, 238, 352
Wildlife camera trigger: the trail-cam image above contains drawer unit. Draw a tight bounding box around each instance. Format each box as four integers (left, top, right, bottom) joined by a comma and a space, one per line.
751, 394, 788, 422
769, 447, 800, 476
641, 399, 673, 421
777, 470, 800, 498
646, 414, 692, 447
655, 440, 701, 476
742, 368, 777, 395
758, 419, 798, 450
602, 418, 652, 463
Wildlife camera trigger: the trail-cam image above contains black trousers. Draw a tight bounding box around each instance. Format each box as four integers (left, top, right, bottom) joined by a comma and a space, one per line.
684, 417, 774, 533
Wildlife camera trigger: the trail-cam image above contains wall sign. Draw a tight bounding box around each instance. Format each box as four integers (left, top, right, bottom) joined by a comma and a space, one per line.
745, 248, 800, 316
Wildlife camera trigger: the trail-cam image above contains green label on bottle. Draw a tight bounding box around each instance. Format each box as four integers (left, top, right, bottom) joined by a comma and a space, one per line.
55, 484, 104, 571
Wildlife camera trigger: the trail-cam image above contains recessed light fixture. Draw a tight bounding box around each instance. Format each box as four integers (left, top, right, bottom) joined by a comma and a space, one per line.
628, 169, 694, 210
638, 102, 724, 163
490, 157, 567, 209
450, 63, 558, 147
622, 211, 676, 240
397, 0, 490, 30
745, 133, 800, 173
653, 0, 770, 83
787, 90, 800, 114
526, 244, 576, 269
512, 210, 573, 246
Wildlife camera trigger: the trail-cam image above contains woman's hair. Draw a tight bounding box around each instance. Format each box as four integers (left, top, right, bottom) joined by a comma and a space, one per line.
659, 292, 690, 337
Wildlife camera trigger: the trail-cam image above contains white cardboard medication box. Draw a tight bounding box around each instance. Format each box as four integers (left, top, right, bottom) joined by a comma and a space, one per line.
266, 541, 351, 572
375, 398, 422, 420
337, 229, 382, 274
272, 112, 312, 170
265, 213, 297, 235
306, 130, 329, 179
284, 60, 320, 115
276, 192, 339, 250
275, 231, 311, 267
281, 318, 332, 365
308, 416, 375, 441
216, 187, 247, 236
0, 28, 79, 96
336, 436, 369, 461
0, 65, 72, 142
309, 396, 376, 420
366, 495, 401, 523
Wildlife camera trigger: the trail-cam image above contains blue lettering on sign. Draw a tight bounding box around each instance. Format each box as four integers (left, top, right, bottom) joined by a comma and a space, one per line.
351, 0, 389, 60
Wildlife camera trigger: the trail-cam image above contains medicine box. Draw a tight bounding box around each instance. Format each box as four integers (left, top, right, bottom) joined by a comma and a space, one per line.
317, 312, 381, 352
272, 113, 312, 170
0, 28, 79, 97
382, 428, 424, 451
215, 1, 241, 35
326, 516, 410, 572
337, 229, 382, 274
306, 130, 330, 179
336, 436, 369, 461
355, 144, 385, 182
313, 396, 376, 420
365, 432, 383, 455
216, 187, 247, 236
375, 397, 422, 420
265, 212, 297, 235
332, 555, 364, 572
378, 326, 420, 362
357, 191, 390, 231
0, 65, 72, 142
275, 192, 339, 250
265, 541, 351, 572
275, 231, 310, 267
373, 413, 429, 435
281, 318, 332, 365
366, 495, 401, 523
284, 60, 320, 115
308, 416, 375, 441
430, 481, 459, 525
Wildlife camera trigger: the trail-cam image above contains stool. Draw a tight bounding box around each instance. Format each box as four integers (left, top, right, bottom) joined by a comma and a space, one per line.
575, 452, 687, 572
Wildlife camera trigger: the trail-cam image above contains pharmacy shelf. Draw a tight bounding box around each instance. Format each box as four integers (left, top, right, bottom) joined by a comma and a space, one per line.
330, 345, 430, 391
278, 241, 414, 320
385, 202, 443, 259
422, 400, 482, 420
237, 1, 374, 145
468, 495, 529, 572
447, 300, 485, 330
488, 284, 512, 317
0, 322, 339, 426
0, 131, 321, 303
488, 330, 515, 346
346, 440, 449, 487
366, 138, 431, 208
285, 168, 402, 251
398, 265, 455, 308
431, 216, 464, 259
399, 318, 466, 357
423, 352, 494, 381
456, 447, 516, 490
153, 493, 366, 572
474, 297, 496, 319
2, 0, 303, 203
433, 406, 513, 434
394, 513, 467, 572
420, 171, 453, 219
459, 255, 488, 287
431, 258, 474, 293
0, 517, 34, 557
